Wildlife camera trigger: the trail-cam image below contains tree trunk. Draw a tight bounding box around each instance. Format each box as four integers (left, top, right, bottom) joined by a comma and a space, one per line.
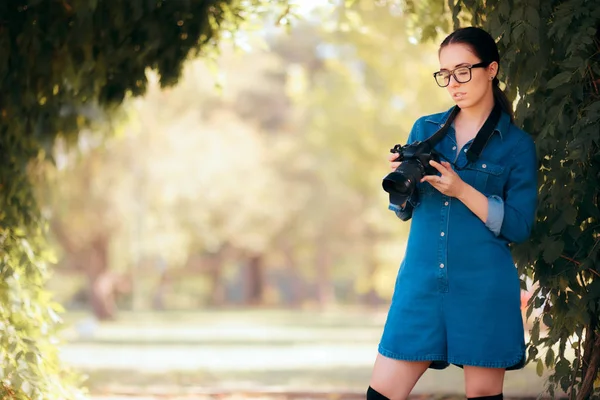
89, 271, 116, 320
208, 252, 226, 307
246, 254, 264, 305
283, 243, 303, 308
578, 327, 600, 400
364, 227, 380, 307
152, 272, 168, 310
86, 236, 115, 320
315, 239, 334, 309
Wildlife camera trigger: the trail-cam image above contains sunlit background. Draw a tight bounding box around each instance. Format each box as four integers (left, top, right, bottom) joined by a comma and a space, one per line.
32, 2, 547, 398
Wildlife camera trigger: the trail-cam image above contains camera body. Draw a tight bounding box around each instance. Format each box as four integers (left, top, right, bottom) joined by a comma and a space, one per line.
382, 141, 441, 202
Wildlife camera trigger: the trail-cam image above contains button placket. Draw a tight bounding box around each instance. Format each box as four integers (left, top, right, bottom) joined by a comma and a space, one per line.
438, 194, 449, 293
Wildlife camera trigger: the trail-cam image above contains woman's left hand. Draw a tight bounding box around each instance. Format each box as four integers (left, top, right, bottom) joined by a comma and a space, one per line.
421, 160, 467, 198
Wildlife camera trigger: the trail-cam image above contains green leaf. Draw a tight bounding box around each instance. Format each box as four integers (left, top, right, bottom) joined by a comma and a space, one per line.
536, 359, 544, 377
531, 320, 541, 345
585, 101, 600, 118
545, 347, 555, 368
526, 303, 534, 319
498, 1, 510, 18
543, 239, 564, 263
555, 359, 571, 384
520, 278, 527, 290
543, 313, 553, 328
587, 280, 600, 302
525, 6, 540, 30
561, 206, 577, 225
547, 71, 572, 89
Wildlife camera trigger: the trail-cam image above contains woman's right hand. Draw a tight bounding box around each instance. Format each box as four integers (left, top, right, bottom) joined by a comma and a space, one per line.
388, 152, 401, 171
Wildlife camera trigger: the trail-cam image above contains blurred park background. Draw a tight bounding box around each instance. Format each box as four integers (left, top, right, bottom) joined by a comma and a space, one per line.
3, 0, 598, 399
42, 1, 447, 323
37, 2, 546, 397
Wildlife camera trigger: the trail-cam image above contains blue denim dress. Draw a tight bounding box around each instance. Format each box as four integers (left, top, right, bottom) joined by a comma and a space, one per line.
379, 107, 538, 370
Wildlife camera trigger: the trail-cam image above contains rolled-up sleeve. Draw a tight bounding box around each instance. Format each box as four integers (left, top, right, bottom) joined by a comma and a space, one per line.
499, 137, 538, 243
485, 195, 505, 236
389, 195, 419, 221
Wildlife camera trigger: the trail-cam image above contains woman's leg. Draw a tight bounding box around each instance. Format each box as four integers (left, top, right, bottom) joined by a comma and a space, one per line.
463, 366, 505, 399
368, 353, 431, 400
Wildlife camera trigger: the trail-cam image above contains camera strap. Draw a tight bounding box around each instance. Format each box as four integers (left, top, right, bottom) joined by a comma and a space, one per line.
424, 103, 502, 164
423, 105, 460, 150
465, 104, 501, 162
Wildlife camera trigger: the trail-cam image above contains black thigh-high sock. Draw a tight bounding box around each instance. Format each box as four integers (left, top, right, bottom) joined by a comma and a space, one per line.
467, 394, 503, 400
366, 386, 389, 400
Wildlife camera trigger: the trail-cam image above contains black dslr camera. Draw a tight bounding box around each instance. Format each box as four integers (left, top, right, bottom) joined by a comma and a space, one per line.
382, 141, 441, 205
383, 104, 500, 209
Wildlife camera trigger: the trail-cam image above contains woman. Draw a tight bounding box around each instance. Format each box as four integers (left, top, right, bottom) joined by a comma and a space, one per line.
369, 27, 538, 400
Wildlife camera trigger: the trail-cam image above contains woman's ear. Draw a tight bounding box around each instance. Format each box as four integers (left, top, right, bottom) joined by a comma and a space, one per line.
488, 61, 499, 79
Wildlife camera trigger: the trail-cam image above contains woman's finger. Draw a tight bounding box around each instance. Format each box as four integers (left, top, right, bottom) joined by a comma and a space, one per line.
421, 175, 442, 185
428, 160, 448, 176
388, 153, 401, 162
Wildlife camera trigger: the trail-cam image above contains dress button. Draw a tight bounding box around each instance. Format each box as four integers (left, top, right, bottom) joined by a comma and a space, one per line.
464, 148, 468, 153
441, 232, 445, 237
444, 201, 449, 206
452, 146, 457, 150
482, 164, 487, 168
440, 263, 445, 268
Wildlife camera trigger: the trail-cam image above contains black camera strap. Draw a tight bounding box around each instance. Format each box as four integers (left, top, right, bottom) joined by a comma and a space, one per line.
424, 103, 502, 164
423, 105, 460, 150
465, 104, 502, 162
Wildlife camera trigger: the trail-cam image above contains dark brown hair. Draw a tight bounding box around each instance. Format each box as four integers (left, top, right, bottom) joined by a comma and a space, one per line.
440, 27, 514, 122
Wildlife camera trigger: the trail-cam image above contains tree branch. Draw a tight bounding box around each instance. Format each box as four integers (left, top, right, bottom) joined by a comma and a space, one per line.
578, 329, 600, 400
561, 255, 582, 265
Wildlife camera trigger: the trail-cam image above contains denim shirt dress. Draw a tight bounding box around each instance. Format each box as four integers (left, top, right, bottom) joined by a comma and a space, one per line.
379, 107, 538, 370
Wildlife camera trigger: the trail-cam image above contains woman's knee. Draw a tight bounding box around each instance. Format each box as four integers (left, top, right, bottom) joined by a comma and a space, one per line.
369, 353, 430, 399
463, 366, 505, 398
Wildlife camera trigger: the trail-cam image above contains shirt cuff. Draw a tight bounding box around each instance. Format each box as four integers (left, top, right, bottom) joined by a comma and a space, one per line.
388, 203, 403, 213
388, 196, 419, 213
485, 195, 505, 236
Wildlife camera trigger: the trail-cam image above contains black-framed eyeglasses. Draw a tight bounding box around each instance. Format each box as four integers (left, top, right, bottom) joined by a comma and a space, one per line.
433, 61, 491, 87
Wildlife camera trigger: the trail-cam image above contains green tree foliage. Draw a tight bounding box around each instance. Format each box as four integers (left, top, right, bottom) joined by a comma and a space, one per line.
0, 1, 291, 397
372, 0, 599, 397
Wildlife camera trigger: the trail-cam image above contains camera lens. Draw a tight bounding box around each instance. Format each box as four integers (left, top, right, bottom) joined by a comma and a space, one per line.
382, 173, 413, 195
382, 160, 424, 197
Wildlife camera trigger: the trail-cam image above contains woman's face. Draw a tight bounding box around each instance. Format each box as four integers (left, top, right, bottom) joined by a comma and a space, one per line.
437, 43, 497, 109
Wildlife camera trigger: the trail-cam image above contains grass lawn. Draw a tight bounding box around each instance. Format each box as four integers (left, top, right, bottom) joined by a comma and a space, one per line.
58, 309, 559, 398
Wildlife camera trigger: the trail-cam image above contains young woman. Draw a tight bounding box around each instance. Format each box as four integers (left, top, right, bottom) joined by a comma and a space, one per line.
369, 27, 538, 400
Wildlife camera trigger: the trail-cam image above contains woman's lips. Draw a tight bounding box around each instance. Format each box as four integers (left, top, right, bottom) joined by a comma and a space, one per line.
453, 92, 466, 99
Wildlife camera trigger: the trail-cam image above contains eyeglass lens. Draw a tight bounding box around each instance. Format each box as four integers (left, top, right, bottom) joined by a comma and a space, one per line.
435, 67, 472, 87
